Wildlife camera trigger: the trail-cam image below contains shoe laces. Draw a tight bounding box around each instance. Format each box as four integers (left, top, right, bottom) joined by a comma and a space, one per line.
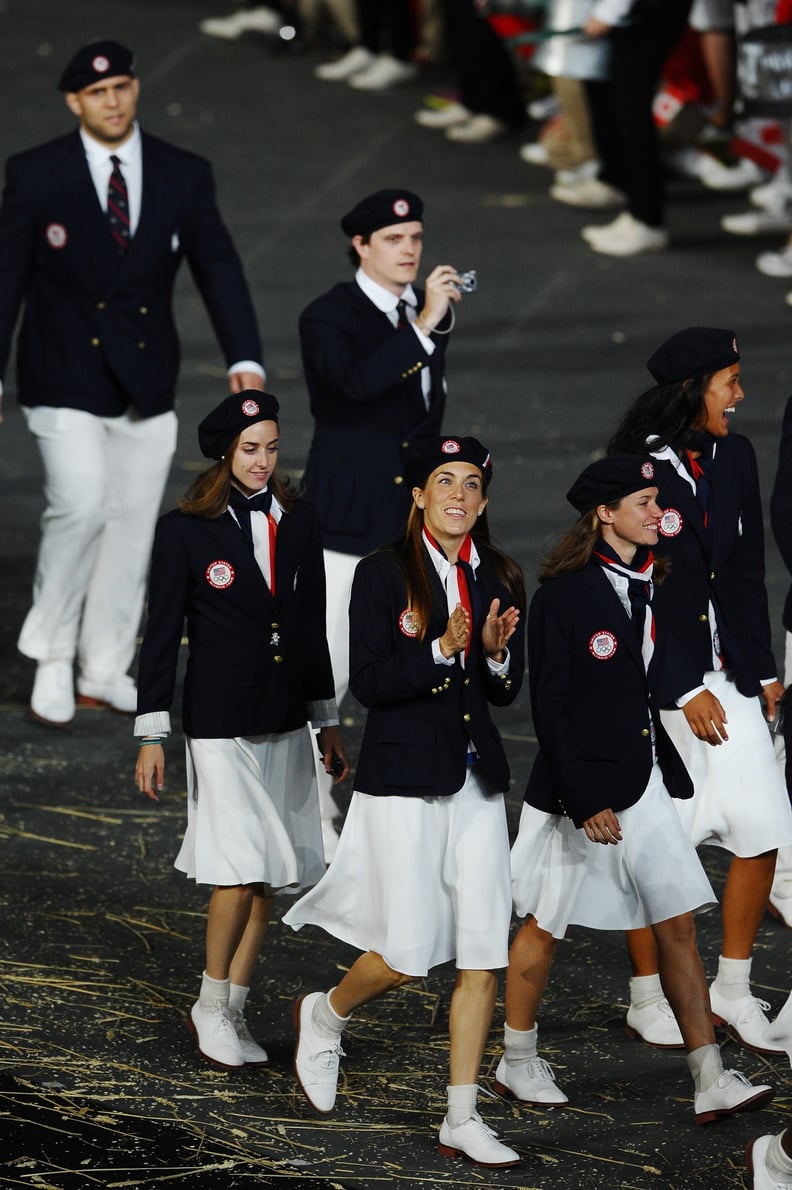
718, 1069, 752, 1089
466, 1112, 498, 1139
524, 1056, 558, 1083
310, 1038, 346, 1068
229, 1008, 254, 1043
204, 1002, 237, 1036
736, 996, 772, 1025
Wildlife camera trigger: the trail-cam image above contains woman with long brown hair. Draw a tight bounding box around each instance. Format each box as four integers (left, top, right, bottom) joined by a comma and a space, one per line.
283, 435, 525, 1168
134, 390, 347, 1071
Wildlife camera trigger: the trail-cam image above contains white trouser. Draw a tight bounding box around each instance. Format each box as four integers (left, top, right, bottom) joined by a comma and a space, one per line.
312, 549, 360, 822
18, 405, 177, 683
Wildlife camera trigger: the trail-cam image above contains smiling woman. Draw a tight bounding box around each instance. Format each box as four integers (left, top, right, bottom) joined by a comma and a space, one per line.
607, 326, 792, 1058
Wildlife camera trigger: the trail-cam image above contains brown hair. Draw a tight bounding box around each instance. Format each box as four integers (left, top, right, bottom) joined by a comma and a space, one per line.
178, 431, 296, 519
391, 503, 526, 642
539, 503, 670, 584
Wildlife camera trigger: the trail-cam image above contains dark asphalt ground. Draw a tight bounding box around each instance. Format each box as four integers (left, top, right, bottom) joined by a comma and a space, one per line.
1, 2, 792, 1186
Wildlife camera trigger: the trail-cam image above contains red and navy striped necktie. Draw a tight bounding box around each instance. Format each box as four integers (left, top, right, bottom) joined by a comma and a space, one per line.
107, 155, 131, 252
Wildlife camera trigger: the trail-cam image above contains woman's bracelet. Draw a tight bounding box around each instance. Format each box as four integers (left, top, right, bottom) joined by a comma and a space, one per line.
139, 737, 164, 746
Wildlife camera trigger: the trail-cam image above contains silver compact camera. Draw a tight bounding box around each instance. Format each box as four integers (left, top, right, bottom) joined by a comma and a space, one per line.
457, 269, 478, 293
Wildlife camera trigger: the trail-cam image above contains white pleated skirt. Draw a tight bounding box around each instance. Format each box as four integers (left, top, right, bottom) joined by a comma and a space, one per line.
510, 764, 717, 940
282, 766, 513, 977
660, 671, 792, 856
174, 726, 326, 891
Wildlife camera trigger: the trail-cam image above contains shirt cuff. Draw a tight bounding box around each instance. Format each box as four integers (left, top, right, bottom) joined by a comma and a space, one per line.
228, 360, 266, 380
760, 677, 779, 687
309, 698, 339, 727
486, 648, 510, 674
411, 322, 436, 354
134, 711, 172, 737
432, 638, 455, 666
676, 686, 707, 708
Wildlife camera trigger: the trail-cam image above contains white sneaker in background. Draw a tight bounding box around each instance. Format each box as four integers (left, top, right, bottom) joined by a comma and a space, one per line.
446, 114, 508, 144
348, 54, 417, 91
756, 244, 792, 278
315, 45, 374, 81
199, 6, 281, 39
415, 102, 471, 130
550, 177, 625, 209
582, 212, 668, 256
721, 208, 792, 236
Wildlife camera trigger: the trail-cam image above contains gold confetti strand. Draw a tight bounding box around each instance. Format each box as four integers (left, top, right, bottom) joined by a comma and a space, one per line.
14, 802, 123, 825
103, 915, 153, 952
105, 915, 191, 942
0, 825, 95, 850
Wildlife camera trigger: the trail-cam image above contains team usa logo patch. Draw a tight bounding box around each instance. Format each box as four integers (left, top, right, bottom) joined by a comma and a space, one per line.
46, 223, 68, 249
658, 509, 683, 537
241, 399, 260, 417
393, 198, 409, 217
441, 439, 461, 455
398, 608, 420, 637
589, 630, 618, 660
92, 55, 110, 72
206, 560, 235, 589
640, 461, 655, 479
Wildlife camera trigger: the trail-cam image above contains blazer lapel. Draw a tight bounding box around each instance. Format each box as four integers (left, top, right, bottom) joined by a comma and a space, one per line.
584, 564, 645, 674
207, 514, 275, 602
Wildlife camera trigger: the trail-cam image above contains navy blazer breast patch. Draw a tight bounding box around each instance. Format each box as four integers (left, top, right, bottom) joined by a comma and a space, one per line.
589, 631, 618, 660
658, 508, 683, 537
206, 560, 235, 589
46, 223, 68, 249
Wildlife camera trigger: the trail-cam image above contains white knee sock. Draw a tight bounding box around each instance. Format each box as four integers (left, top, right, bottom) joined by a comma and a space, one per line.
446, 1082, 478, 1127
767, 1131, 792, 1179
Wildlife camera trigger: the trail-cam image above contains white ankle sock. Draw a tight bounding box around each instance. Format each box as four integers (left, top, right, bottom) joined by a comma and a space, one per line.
228, 983, 249, 1014
446, 1082, 478, 1127
686, 1042, 723, 1093
199, 971, 230, 1008
629, 973, 664, 1007
312, 987, 351, 1039
768, 1132, 792, 1179
713, 955, 751, 1000
503, 1022, 538, 1064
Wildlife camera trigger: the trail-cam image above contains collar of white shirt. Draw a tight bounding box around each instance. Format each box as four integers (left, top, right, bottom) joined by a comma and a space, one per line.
355, 267, 417, 315
80, 121, 142, 170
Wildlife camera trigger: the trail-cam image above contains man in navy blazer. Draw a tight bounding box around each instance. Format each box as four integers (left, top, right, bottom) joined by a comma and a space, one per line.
0, 40, 265, 727
299, 187, 468, 852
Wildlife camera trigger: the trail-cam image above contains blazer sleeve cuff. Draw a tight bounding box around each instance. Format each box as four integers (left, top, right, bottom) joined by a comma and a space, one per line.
309, 698, 339, 726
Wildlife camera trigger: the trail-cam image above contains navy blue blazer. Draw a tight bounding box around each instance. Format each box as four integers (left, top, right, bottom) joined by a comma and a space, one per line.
348, 544, 524, 797
643, 436, 776, 696
771, 394, 792, 632
299, 281, 450, 556
136, 499, 335, 738
525, 561, 698, 828
0, 129, 262, 416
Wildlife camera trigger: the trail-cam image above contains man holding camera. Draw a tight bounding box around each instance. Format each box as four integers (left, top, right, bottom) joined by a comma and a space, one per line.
299, 188, 466, 855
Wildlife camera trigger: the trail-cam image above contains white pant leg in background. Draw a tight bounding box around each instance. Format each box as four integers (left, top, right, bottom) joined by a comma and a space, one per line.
771, 630, 792, 916
311, 549, 360, 849
18, 406, 177, 682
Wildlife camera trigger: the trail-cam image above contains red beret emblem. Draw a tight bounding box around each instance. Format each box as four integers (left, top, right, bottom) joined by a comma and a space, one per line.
92, 55, 110, 72
441, 439, 461, 454
393, 199, 409, 217
46, 223, 68, 249
241, 399, 260, 417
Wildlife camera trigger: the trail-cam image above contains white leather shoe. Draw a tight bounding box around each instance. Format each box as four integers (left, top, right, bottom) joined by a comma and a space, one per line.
446, 114, 508, 144
625, 997, 684, 1048
187, 1000, 244, 1069
415, 102, 471, 130
199, 6, 280, 38
759, 990, 792, 1061
694, 1069, 774, 1125
315, 46, 374, 81
746, 1133, 792, 1190
293, 992, 345, 1113
30, 660, 75, 726
348, 54, 417, 91
229, 1008, 268, 1064
438, 1113, 520, 1167
756, 245, 792, 278
710, 983, 785, 1054
519, 141, 550, 166
493, 1055, 568, 1105
721, 209, 792, 236
699, 155, 766, 192
77, 674, 137, 714
582, 212, 668, 256
550, 177, 625, 209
